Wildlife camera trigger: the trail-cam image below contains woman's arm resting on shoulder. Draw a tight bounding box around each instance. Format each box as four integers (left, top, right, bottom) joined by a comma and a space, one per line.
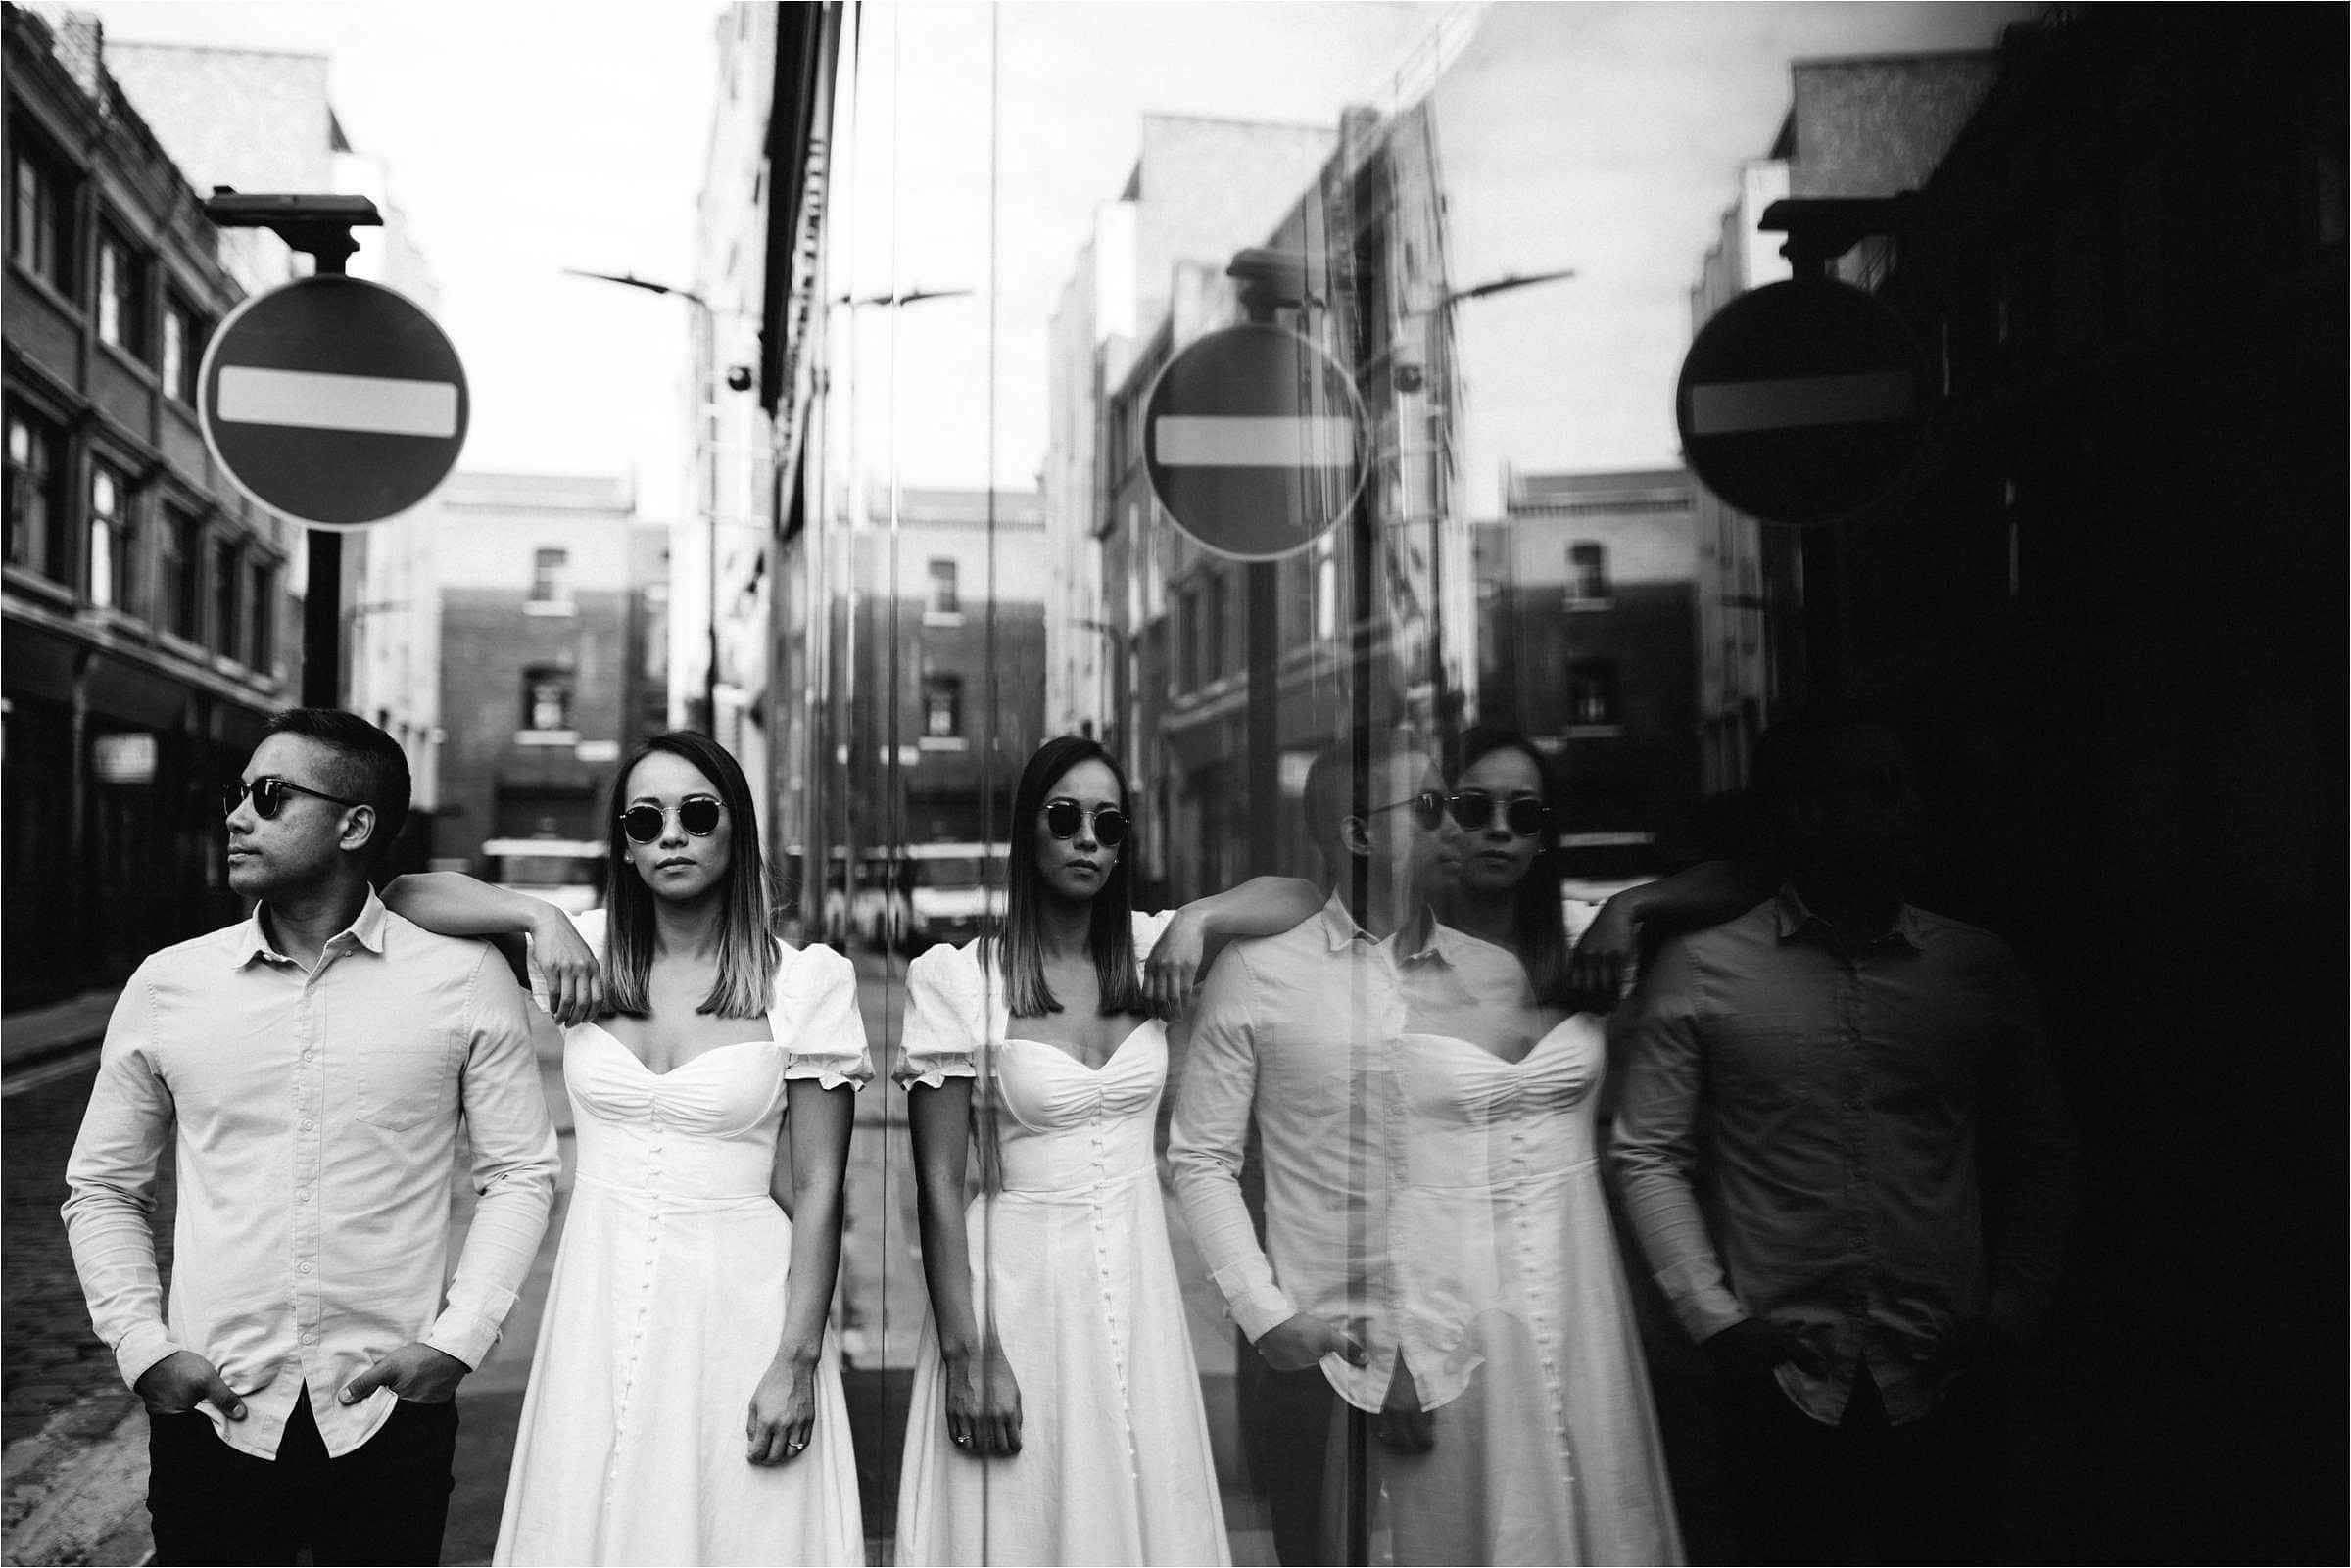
1145, 875, 1322, 1018
380, 873, 603, 1024
1568, 858, 1776, 1012
749, 1077, 854, 1465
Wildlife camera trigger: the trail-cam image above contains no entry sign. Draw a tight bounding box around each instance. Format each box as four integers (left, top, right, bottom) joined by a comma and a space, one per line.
199, 275, 468, 529
1676, 277, 1931, 527
1143, 323, 1367, 560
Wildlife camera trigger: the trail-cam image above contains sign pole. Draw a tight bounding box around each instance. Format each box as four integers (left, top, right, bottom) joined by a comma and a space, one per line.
300, 242, 350, 708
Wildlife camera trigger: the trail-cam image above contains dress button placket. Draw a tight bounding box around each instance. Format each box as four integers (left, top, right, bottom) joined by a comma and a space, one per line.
610, 1116, 663, 1502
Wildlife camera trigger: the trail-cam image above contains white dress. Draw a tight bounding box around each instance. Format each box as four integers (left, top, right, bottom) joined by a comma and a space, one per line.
494, 909, 871, 1566
891, 915, 1232, 1567
1377, 1012, 1683, 1565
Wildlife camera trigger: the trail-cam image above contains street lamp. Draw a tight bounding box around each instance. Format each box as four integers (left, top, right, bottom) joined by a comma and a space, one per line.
560, 266, 751, 736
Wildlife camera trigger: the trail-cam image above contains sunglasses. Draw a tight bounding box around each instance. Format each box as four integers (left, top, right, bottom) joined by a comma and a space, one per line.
1365, 789, 1447, 831
1446, 789, 1550, 837
620, 795, 726, 844
1042, 799, 1129, 847
222, 776, 363, 820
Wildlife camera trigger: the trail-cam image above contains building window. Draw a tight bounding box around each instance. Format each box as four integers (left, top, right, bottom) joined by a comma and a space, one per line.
522, 667, 575, 733
246, 558, 275, 670
88, 461, 134, 613
9, 140, 69, 293
157, 505, 200, 640
926, 557, 959, 616
529, 546, 571, 604
1203, 571, 1228, 682
923, 675, 963, 739
96, 227, 145, 356
160, 299, 202, 404
1567, 542, 1610, 604
1568, 659, 1619, 729
4, 408, 68, 579
214, 542, 243, 660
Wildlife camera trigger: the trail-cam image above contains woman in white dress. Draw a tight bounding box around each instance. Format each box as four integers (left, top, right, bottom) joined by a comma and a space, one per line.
1368, 725, 1684, 1564
384, 731, 867, 1566
892, 735, 1320, 1566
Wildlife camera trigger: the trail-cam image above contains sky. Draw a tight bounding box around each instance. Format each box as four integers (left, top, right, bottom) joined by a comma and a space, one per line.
78, 1, 2031, 525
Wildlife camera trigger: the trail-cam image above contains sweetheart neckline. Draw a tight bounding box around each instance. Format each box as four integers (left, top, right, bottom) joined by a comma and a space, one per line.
999, 1017, 1163, 1075
581, 1022, 778, 1079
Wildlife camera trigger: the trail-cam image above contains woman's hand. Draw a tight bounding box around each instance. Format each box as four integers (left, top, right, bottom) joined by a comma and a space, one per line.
529, 906, 604, 1025
942, 1337, 1024, 1458
745, 1351, 819, 1465
1565, 889, 1646, 1014
1142, 909, 1208, 1020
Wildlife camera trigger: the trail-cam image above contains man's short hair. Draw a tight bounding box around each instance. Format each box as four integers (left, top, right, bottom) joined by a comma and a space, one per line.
259, 708, 411, 854
1302, 727, 1431, 850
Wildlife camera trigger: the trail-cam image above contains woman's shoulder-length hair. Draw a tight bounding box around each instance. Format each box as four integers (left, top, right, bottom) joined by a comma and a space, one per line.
601, 731, 778, 1020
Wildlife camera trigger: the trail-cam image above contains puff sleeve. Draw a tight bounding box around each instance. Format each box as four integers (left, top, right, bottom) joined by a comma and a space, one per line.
892, 941, 986, 1091
1129, 908, 1176, 974
773, 939, 874, 1090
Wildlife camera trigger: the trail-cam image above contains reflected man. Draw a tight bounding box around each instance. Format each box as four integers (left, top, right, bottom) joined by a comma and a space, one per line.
1610, 713, 2079, 1565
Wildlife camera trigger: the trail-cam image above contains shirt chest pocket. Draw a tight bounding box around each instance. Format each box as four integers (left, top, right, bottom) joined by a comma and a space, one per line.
356, 1030, 458, 1132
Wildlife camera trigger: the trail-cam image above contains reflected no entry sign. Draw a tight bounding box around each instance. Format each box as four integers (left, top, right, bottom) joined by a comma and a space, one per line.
1676, 277, 1932, 527
1143, 323, 1367, 560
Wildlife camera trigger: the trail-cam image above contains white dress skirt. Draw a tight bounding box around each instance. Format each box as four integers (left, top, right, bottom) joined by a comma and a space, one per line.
1375, 1012, 1684, 1566
494, 911, 871, 1566
891, 921, 1232, 1567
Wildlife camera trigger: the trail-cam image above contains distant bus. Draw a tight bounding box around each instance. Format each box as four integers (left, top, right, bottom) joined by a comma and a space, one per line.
481, 837, 607, 916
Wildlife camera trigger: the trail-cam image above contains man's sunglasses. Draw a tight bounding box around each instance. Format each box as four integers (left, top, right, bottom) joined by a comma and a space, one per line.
620, 795, 726, 844
1042, 799, 1129, 847
222, 776, 363, 820
1366, 790, 1448, 831
1446, 789, 1550, 837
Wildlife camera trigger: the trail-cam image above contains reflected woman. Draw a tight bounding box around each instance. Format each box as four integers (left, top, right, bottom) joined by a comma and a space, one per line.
1375, 724, 1684, 1564
384, 732, 868, 1565
892, 735, 1320, 1566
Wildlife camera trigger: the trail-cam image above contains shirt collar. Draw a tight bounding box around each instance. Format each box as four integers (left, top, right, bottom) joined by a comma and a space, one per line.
229, 888, 390, 969
1312, 890, 1459, 963
1772, 882, 1925, 951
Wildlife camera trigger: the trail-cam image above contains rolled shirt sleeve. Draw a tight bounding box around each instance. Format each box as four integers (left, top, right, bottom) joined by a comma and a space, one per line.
423, 947, 559, 1370
62, 969, 186, 1391
1168, 943, 1297, 1342
1608, 934, 1751, 1346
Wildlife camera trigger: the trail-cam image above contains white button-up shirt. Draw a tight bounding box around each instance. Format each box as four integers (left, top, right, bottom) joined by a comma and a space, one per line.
64, 891, 559, 1458
1169, 893, 1525, 1411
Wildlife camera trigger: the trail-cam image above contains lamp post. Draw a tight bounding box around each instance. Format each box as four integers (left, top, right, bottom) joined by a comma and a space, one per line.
559, 266, 735, 736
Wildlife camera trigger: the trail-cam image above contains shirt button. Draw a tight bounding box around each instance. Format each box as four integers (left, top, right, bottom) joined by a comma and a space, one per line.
302, 1330, 318, 1345
297, 1189, 312, 1203
299, 1259, 315, 1274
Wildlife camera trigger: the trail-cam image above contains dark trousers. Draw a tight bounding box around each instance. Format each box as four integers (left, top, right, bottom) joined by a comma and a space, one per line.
146, 1391, 458, 1566
1234, 1339, 1380, 1566
1717, 1364, 2008, 1566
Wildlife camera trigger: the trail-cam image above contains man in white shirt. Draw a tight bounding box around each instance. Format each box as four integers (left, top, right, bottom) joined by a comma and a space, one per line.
64, 709, 559, 1566
1170, 728, 1467, 1564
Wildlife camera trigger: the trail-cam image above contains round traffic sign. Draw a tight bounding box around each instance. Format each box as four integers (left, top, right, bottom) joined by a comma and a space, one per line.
1143, 323, 1367, 560
1676, 277, 1931, 527
199, 275, 468, 529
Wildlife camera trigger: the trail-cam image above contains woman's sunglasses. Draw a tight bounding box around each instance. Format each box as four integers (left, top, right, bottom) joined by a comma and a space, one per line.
1042, 799, 1129, 847
620, 795, 726, 844
221, 776, 363, 820
1446, 789, 1550, 837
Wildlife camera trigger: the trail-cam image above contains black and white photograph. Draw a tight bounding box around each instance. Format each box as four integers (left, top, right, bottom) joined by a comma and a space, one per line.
3, 3, 2342, 1564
